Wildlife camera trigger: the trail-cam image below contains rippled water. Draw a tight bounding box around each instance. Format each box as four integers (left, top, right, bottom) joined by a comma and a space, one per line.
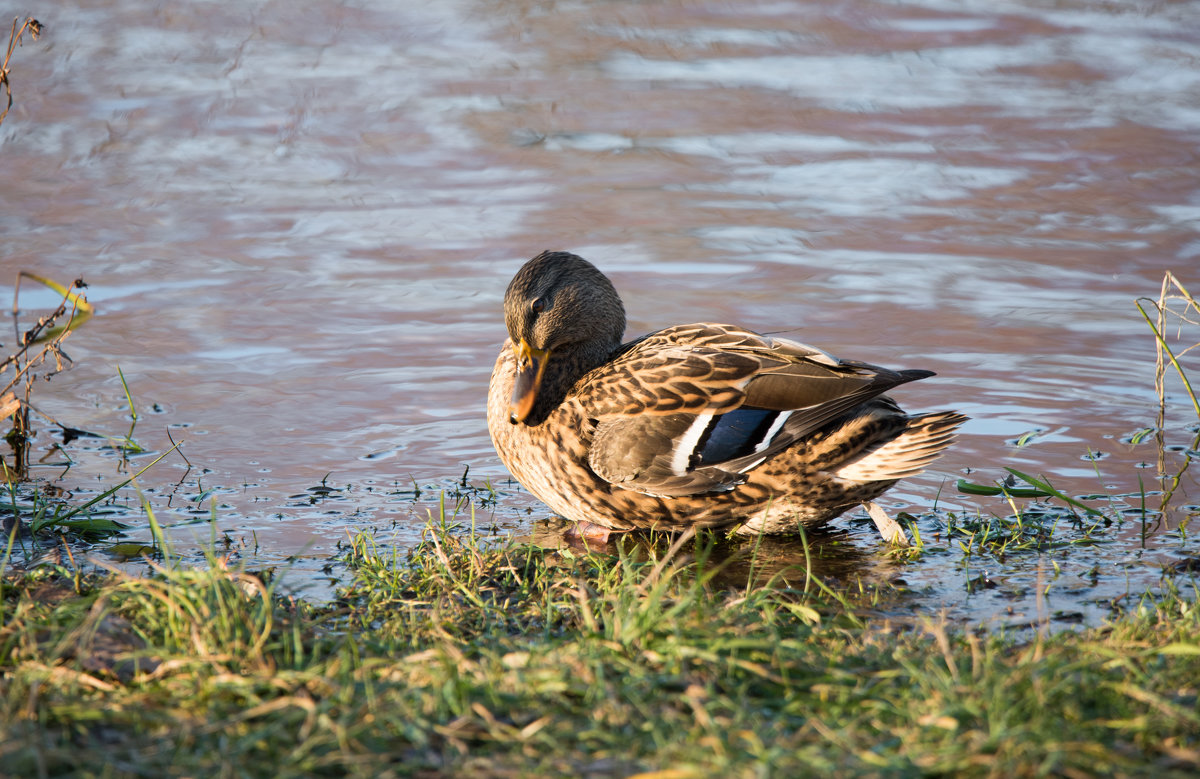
2, 0, 1197, 627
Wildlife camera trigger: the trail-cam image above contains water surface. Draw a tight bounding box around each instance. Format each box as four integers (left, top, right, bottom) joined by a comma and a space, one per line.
2, 0, 1198, 628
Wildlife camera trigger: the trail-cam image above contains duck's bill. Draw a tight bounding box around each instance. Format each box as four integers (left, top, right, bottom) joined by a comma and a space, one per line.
509, 339, 550, 424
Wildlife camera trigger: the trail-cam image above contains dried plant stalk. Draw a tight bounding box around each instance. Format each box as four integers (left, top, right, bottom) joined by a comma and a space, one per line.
3, 274, 93, 477
1136, 271, 1199, 428
0, 16, 43, 126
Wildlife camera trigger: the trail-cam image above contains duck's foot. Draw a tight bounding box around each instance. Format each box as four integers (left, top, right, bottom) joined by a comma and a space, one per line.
865, 501, 910, 547
564, 520, 616, 548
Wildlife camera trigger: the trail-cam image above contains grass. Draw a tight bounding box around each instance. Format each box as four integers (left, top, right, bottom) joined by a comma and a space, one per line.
1, 518, 1199, 777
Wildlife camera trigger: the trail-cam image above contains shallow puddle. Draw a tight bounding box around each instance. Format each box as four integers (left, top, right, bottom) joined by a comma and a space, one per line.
1, 0, 1197, 628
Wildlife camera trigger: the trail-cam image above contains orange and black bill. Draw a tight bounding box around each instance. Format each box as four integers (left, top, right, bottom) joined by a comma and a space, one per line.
508, 339, 550, 424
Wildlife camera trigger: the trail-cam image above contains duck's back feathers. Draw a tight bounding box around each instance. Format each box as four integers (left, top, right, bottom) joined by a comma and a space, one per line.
577, 323, 937, 499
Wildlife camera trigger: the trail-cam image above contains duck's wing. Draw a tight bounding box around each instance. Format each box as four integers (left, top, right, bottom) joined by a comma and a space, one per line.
576, 324, 933, 498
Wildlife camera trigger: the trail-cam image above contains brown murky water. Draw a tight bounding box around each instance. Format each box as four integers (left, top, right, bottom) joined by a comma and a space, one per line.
2, 0, 1197, 626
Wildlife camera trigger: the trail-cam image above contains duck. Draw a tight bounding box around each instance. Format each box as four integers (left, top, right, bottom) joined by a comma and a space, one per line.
487, 251, 966, 542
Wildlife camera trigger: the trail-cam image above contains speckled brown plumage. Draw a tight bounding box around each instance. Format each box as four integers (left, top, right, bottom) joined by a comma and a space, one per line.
487, 251, 967, 536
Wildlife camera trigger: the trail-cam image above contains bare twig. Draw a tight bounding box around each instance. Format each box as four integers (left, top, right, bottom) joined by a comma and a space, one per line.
0, 17, 43, 127
4, 275, 91, 477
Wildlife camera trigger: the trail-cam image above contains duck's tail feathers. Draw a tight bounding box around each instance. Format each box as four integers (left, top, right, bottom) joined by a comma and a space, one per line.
835, 411, 967, 483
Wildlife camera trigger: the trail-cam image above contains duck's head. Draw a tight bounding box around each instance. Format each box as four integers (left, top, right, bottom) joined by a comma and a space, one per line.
503, 251, 626, 424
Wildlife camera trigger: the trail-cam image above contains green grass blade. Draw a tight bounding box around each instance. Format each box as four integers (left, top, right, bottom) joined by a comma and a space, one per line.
1003, 467, 1102, 516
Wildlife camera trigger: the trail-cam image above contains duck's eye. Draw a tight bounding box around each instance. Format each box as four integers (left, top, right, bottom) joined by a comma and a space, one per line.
531, 297, 547, 314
